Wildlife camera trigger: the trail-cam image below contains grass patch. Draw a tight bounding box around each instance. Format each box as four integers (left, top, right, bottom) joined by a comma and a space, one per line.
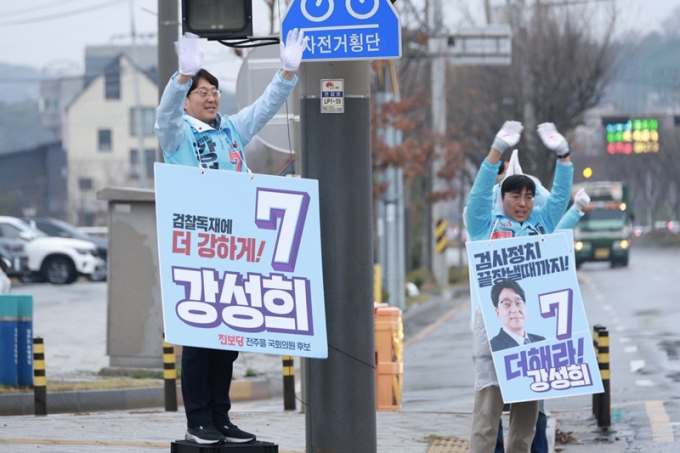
424, 434, 443, 442
405, 293, 430, 310
129, 370, 164, 380
0, 378, 166, 394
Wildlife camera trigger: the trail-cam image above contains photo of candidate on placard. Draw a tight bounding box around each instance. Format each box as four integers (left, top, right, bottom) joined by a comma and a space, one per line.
488, 278, 546, 352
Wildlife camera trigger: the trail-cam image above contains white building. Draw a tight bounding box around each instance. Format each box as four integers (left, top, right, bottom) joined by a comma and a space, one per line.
63, 53, 158, 226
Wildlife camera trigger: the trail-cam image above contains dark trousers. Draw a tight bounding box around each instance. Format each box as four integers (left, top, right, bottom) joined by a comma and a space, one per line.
182, 345, 239, 428
495, 409, 548, 453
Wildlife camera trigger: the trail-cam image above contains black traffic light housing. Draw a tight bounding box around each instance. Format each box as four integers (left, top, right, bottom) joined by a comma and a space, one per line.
182, 0, 253, 41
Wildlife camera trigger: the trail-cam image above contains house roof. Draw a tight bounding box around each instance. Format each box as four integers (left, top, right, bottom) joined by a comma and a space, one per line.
65, 52, 158, 111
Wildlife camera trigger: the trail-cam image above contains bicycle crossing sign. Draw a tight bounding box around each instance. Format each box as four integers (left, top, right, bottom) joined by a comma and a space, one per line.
282, 0, 401, 61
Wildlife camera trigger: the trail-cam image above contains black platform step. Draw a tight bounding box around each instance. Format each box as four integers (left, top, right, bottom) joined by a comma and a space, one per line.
171, 440, 278, 453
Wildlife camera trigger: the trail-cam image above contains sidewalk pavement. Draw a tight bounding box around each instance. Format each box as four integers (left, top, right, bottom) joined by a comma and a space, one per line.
0, 285, 640, 452
0, 398, 632, 452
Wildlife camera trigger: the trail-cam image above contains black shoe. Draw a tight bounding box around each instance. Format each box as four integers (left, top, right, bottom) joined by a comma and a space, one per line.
185, 425, 226, 444
217, 421, 256, 443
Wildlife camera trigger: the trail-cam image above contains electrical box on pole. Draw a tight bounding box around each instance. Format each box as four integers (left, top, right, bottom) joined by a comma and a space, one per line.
181, 0, 253, 40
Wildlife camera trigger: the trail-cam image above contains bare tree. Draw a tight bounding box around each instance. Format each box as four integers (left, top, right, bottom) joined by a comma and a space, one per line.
448, 2, 620, 184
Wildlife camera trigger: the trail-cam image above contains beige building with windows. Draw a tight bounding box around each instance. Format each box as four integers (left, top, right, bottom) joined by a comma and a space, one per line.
63, 53, 158, 226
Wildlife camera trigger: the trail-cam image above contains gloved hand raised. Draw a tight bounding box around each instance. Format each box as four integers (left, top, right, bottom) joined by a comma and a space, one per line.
175, 32, 204, 77
491, 121, 523, 154
537, 122, 569, 158
573, 188, 590, 212
280, 28, 307, 72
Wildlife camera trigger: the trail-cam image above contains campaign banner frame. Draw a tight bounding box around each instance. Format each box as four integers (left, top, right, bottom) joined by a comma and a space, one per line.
467, 231, 603, 403
155, 163, 328, 358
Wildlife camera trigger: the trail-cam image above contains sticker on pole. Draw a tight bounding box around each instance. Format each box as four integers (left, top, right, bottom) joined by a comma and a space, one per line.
282, 0, 401, 61
321, 79, 344, 113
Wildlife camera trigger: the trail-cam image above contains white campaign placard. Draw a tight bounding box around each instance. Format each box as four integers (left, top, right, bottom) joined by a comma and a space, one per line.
467, 231, 603, 403
155, 163, 328, 358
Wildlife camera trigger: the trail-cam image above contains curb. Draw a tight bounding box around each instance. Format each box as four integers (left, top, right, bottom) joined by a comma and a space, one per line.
0, 376, 282, 416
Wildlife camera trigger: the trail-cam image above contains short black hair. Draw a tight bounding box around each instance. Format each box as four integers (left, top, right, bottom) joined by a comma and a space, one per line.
186, 69, 219, 97
490, 279, 526, 308
501, 175, 536, 199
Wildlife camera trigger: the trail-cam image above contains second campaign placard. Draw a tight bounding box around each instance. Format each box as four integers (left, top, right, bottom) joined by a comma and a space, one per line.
467, 231, 603, 403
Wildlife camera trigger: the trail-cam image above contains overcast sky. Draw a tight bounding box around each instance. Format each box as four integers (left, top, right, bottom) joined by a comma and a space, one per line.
0, 0, 679, 92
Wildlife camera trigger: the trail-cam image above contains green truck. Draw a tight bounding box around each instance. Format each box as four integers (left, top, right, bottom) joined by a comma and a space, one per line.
573, 181, 632, 268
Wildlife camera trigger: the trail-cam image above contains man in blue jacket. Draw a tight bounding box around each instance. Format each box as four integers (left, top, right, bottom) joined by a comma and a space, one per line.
466, 120, 573, 453
491, 180, 590, 453
155, 30, 306, 445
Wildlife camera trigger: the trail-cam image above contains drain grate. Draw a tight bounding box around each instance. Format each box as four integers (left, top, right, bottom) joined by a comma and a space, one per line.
427, 436, 470, 452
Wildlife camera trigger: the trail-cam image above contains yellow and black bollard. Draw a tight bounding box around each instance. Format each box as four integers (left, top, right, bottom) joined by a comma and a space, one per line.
597, 327, 611, 427
33, 337, 47, 416
282, 356, 296, 410
163, 336, 178, 412
592, 324, 603, 418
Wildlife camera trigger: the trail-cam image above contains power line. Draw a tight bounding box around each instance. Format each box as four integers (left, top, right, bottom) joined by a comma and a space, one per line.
3, 0, 85, 18
0, 0, 123, 26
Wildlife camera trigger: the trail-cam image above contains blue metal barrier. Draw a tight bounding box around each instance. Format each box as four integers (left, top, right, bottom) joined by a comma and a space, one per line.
0, 295, 18, 386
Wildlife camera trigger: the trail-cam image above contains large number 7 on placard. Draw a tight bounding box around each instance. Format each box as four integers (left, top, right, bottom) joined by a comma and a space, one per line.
539, 289, 574, 340
255, 188, 311, 273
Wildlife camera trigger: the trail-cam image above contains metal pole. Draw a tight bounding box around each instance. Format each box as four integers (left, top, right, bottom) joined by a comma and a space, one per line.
282, 356, 296, 411
162, 336, 177, 412
157, 0, 179, 163
300, 61, 377, 452
33, 337, 47, 416
130, 0, 148, 188
430, 0, 449, 287
598, 327, 611, 427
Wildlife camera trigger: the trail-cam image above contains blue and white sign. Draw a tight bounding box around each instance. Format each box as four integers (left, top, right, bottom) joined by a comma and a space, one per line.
155, 163, 328, 358
467, 231, 603, 403
282, 0, 401, 61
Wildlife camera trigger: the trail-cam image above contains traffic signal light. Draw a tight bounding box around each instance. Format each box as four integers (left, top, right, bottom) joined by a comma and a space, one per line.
182, 0, 253, 40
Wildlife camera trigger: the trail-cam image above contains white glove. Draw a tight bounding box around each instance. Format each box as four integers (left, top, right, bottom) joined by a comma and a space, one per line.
537, 122, 569, 157
573, 188, 590, 212
280, 28, 307, 72
175, 32, 204, 77
491, 121, 523, 154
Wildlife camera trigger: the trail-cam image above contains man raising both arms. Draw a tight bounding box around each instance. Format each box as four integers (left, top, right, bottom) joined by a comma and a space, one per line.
155, 30, 307, 445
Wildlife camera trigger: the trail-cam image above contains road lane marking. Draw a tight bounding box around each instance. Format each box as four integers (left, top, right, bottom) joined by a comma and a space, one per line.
636, 380, 655, 387
602, 304, 613, 312
615, 325, 626, 332
404, 299, 468, 349
619, 337, 631, 343
630, 360, 645, 372
624, 346, 638, 353
645, 400, 675, 442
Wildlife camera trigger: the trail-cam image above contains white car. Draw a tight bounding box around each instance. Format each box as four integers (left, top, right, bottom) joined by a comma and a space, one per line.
0, 216, 102, 284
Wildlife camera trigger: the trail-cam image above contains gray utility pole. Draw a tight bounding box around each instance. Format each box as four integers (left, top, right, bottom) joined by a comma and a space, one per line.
157, 0, 178, 162
376, 82, 406, 310
130, 0, 148, 188
300, 61, 377, 452
429, 0, 449, 287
